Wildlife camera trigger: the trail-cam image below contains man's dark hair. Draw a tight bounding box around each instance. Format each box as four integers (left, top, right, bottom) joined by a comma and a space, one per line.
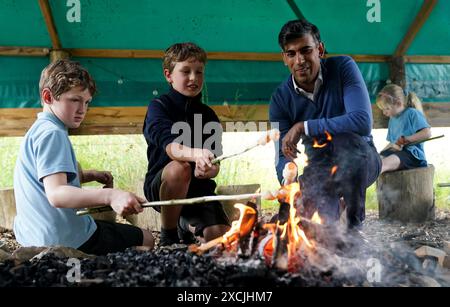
278, 19, 321, 50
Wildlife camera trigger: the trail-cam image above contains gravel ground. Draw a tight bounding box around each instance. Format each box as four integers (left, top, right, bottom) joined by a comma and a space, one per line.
1, 210, 449, 287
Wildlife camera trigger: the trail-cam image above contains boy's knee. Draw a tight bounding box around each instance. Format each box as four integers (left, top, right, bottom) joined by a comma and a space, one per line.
163, 161, 192, 184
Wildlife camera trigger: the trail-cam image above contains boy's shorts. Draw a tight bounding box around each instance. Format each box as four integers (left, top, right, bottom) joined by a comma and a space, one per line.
78, 220, 143, 255
380, 149, 427, 170
145, 167, 230, 237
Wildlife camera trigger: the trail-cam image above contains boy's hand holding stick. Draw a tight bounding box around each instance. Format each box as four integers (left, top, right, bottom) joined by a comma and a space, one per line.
211, 129, 280, 164
76, 192, 261, 216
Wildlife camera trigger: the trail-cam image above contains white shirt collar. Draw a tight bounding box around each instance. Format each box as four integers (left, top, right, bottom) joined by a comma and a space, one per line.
292, 67, 323, 101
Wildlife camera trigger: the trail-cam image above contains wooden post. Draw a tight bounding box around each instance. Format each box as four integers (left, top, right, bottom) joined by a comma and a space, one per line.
0, 188, 16, 229
389, 56, 406, 89
376, 165, 435, 222
49, 50, 70, 62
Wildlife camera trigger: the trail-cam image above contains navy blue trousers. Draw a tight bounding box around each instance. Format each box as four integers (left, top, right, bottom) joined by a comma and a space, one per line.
299, 132, 381, 228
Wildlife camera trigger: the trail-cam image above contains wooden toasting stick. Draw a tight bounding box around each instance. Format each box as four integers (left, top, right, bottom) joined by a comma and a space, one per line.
211, 129, 280, 164
76, 193, 261, 216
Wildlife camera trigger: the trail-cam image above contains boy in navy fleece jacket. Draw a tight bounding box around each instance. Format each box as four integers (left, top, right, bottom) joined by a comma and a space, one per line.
143, 43, 230, 246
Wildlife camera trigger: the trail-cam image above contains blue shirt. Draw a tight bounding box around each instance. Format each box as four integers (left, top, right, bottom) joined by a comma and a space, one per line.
387, 107, 430, 162
13, 112, 96, 248
269, 56, 373, 182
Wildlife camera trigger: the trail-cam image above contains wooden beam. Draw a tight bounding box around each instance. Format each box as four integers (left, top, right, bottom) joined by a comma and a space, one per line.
1, 103, 450, 136
38, 0, 62, 50
0, 46, 50, 57
287, 0, 306, 20
327, 54, 390, 63
0, 46, 426, 64
6, 47, 449, 64
394, 0, 437, 56
69, 48, 391, 62
404, 55, 450, 64
207, 51, 281, 61
68, 48, 281, 61
68, 48, 164, 59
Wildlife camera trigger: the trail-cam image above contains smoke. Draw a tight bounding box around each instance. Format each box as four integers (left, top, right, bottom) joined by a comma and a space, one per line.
292, 219, 449, 286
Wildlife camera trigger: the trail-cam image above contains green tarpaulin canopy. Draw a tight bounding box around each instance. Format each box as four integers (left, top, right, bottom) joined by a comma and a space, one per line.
1, 0, 449, 109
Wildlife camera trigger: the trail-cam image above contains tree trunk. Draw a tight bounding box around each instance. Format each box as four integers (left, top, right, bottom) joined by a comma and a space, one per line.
376, 165, 435, 222
0, 188, 16, 229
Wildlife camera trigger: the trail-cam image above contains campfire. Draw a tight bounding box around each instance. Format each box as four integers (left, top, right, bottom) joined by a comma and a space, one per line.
189, 161, 329, 274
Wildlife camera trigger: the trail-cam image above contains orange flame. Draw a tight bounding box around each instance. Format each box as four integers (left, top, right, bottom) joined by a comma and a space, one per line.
330, 165, 338, 175
312, 139, 327, 148
262, 182, 315, 271
313, 131, 333, 148
311, 211, 323, 224
221, 203, 256, 247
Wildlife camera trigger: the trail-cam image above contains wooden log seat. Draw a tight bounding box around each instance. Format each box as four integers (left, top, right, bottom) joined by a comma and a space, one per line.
376, 165, 435, 223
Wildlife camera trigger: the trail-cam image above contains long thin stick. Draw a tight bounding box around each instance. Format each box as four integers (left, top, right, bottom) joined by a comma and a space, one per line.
76, 193, 261, 216
405, 134, 444, 147
211, 129, 280, 164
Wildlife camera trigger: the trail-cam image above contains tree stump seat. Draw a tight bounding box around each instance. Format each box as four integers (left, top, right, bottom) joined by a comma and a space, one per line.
376, 164, 435, 223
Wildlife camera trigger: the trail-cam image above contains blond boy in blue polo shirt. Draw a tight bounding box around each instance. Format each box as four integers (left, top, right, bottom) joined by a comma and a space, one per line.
13, 59, 154, 255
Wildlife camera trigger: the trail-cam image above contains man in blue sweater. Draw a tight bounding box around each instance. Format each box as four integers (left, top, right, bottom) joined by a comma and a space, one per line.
269, 19, 381, 229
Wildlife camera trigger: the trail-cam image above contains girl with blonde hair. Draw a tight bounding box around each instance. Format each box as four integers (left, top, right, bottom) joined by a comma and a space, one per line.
376, 84, 431, 174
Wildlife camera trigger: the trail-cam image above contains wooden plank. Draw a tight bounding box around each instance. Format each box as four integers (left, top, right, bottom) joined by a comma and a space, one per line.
207, 51, 281, 61
68, 48, 164, 59
327, 54, 390, 63
38, 0, 61, 49
0, 46, 49, 57
69, 48, 392, 63
0, 45, 405, 64
394, 0, 437, 56
69, 48, 281, 61
1, 103, 449, 136
404, 55, 450, 64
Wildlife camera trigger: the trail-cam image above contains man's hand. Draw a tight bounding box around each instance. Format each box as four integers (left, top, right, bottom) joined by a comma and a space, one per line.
282, 122, 305, 160
108, 190, 145, 216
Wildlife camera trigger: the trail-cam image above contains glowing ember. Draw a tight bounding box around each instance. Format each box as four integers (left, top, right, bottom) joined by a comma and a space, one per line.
313, 130, 333, 148
330, 165, 338, 175
311, 211, 323, 224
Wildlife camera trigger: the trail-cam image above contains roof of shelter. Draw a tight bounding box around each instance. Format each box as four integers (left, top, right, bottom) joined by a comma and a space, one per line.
1, 0, 449, 109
